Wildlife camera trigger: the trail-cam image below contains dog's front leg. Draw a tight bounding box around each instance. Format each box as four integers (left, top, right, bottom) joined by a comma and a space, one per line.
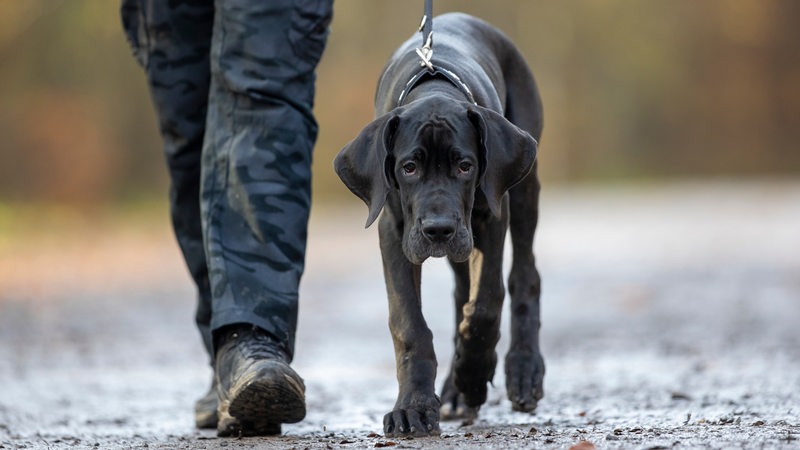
378, 213, 441, 437
505, 173, 545, 412
452, 214, 508, 409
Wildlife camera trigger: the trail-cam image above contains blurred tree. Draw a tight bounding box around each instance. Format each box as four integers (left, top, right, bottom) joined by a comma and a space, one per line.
0, 1, 798, 205
0, 1, 163, 204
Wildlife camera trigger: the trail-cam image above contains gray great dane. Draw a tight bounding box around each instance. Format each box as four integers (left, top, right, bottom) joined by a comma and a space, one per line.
334, 12, 544, 437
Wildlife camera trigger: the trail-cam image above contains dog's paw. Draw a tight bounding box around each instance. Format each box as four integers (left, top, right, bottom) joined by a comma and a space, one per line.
452, 349, 496, 408
439, 373, 479, 422
383, 398, 441, 437
504, 349, 545, 412
439, 394, 479, 423
453, 373, 489, 409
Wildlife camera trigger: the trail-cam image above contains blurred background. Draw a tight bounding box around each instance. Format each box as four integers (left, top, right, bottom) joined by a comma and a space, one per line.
1, 0, 798, 207
1, 0, 799, 298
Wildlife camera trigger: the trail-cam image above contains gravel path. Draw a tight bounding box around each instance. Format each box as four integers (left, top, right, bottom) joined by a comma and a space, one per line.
1, 180, 799, 449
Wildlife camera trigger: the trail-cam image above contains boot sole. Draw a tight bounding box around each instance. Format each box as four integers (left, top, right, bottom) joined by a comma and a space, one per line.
218, 361, 306, 436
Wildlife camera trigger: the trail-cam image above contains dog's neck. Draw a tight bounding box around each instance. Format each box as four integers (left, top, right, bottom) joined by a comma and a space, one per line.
397, 66, 477, 107
400, 78, 474, 107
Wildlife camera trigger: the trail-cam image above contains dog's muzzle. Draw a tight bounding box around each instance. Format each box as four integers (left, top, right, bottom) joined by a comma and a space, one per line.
404, 216, 473, 264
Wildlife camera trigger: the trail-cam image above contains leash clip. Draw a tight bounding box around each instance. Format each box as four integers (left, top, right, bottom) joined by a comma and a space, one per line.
416, 31, 434, 71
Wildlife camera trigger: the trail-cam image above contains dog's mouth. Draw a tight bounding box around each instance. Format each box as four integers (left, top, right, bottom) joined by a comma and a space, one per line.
403, 220, 473, 264
427, 245, 449, 259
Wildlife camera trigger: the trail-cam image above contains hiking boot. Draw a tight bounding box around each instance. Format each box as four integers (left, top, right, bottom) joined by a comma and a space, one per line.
194, 377, 218, 429
214, 325, 306, 437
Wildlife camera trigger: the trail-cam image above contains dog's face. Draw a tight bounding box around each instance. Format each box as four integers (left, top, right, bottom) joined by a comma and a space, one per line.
334, 95, 537, 264
388, 99, 480, 263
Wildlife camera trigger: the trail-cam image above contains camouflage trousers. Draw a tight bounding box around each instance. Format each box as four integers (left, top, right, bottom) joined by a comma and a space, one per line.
120, 0, 333, 362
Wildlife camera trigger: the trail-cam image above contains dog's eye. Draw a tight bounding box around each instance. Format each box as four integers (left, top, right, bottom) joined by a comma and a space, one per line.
402, 162, 417, 175
458, 161, 473, 174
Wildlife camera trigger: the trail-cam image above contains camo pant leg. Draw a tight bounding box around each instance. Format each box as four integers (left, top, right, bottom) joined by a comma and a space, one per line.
120, 0, 216, 359
121, 0, 333, 362
201, 0, 333, 361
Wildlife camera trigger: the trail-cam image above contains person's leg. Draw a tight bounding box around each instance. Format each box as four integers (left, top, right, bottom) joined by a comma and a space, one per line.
201, 0, 332, 436
120, 0, 217, 429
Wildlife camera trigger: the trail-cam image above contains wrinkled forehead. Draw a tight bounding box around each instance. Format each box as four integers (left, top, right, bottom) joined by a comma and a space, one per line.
395, 104, 477, 154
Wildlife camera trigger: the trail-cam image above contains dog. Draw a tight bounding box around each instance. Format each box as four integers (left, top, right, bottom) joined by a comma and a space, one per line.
334, 12, 544, 437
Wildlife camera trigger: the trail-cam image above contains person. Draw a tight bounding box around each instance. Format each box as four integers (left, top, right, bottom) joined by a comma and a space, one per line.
120, 0, 333, 437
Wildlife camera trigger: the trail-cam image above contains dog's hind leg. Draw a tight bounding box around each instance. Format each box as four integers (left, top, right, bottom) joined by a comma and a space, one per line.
504, 165, 545, 412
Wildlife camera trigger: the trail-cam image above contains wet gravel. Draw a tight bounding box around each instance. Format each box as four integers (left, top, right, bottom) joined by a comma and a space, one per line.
1, 180, 799, 449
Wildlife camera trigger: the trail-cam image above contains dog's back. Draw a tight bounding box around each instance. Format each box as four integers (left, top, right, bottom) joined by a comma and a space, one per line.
376, 12, 542, 142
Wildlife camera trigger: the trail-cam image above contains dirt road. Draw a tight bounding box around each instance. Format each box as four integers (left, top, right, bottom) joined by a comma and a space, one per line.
1, 180, 799, 449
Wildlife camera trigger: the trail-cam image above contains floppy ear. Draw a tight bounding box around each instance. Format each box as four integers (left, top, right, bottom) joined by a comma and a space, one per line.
468, 106, 538, 219
334, 112, 400, 227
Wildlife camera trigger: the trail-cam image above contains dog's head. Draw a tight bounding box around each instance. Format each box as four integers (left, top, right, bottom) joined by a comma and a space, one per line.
334, 96, 537, 264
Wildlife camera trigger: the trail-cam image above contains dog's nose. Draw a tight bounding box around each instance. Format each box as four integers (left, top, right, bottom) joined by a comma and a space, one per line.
421, 218, 456, 243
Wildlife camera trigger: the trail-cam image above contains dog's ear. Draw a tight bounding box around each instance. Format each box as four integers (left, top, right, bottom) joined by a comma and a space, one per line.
468, 106, 538, 219
334, 112, 400, 228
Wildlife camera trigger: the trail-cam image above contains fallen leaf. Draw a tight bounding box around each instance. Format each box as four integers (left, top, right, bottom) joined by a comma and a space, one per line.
569, 441, 596, 450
